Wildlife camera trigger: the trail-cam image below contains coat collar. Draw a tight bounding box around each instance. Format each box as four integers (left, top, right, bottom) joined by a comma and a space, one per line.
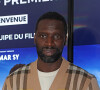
28, 57, 69, 90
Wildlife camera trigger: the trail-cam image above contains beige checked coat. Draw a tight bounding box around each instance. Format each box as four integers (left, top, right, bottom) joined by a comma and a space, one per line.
2, 58, 99, 90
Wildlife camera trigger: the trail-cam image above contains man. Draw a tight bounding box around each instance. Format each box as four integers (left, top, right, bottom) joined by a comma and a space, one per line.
2, 12, 99, 90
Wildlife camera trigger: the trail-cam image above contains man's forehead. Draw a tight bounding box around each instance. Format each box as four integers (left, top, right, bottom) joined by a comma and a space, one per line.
37, 19, 64, 29
35, 19, 65, 35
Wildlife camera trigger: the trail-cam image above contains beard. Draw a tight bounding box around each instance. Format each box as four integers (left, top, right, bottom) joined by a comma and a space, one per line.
36, 45, 63, 63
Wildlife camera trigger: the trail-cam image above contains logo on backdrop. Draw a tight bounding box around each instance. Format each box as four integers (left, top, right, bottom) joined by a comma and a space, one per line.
3, 0, 56, 6
0, 14, 28, 26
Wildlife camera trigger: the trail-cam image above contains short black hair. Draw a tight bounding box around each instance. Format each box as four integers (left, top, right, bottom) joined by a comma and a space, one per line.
35, 12, 67, 35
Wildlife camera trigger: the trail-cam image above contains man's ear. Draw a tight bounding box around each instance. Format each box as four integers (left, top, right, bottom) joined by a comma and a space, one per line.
34, 33, 36, 44
64, 35, 68, 45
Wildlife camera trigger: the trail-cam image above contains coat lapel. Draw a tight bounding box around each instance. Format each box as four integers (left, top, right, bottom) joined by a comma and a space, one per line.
27, 60, 41, 90
27, 58, 69, 90
50, 58, 69, 90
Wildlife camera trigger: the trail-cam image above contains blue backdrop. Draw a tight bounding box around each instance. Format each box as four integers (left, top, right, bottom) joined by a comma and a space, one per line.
0, 0, 100, 89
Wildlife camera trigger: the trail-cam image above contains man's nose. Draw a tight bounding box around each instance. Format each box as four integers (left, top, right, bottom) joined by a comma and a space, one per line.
45, 37, 54, 47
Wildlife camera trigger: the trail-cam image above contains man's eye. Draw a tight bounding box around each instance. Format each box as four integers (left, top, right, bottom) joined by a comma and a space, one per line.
40, 34, 47, 38
54, 35, 61, 40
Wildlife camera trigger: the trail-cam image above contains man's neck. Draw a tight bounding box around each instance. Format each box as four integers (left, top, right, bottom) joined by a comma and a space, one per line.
37, 57, 62, 72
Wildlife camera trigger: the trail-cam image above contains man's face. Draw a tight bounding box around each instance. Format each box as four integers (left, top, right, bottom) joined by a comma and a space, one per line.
34, 19, 67, 63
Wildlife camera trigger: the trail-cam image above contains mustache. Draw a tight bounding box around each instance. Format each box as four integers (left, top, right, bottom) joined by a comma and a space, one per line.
42, 47, 57, 50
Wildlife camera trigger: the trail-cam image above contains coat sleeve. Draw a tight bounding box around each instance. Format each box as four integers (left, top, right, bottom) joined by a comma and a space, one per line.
87, 77, 100, 90
2, 77, 12, 90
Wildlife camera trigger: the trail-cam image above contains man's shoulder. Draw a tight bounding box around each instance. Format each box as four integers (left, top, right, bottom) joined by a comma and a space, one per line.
66, 61, 95, 79
8, 63, 32, 78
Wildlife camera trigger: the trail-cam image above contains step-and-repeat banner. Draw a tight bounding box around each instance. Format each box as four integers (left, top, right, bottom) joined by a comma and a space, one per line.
0, 0, 68, 89
0, 0, 100, 89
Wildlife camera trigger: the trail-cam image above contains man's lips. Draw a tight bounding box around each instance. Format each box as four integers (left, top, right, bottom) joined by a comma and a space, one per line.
42, 48, 57, 56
